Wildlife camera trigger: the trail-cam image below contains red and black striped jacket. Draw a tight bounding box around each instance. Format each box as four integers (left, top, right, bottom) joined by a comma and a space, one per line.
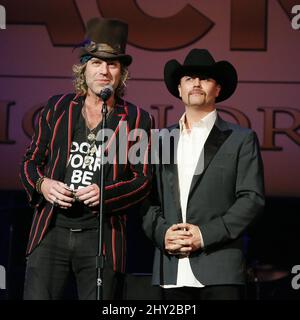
20, 93, 152, 272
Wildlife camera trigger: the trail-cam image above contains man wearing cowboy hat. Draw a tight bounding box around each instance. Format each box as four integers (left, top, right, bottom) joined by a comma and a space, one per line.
20, 18, 152, 300
143, 49, 265, 300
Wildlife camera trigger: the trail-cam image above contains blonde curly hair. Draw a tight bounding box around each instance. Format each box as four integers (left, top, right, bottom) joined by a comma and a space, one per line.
72, 60, 129, 98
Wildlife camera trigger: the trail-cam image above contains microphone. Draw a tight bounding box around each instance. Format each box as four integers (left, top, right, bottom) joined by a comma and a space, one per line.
98, 85, 114, 101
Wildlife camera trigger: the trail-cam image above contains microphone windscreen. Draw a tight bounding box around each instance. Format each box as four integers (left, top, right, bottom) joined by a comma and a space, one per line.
99, 85, 114, 101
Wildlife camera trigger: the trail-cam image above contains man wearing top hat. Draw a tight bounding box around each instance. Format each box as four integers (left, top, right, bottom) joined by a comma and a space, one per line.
20, 18, 152, 300
143, 49, 265, 299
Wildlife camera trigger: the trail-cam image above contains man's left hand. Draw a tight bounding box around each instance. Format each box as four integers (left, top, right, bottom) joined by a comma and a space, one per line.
175, 223, 203, 254
75, 184, 100, 207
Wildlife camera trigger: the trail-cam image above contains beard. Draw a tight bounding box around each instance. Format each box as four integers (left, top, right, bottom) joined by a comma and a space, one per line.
185, 92, 217, 110
187, 92, 207, 107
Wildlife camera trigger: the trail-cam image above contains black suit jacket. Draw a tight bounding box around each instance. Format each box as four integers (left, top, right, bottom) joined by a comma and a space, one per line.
20, 93, 152, 272
143, 115, 265, 285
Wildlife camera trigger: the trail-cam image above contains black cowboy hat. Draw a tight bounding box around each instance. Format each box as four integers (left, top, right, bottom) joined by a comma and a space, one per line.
79, 17, 132, 66
164, 49, 238, 102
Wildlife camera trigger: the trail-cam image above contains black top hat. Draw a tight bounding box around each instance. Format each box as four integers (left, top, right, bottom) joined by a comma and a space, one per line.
164, 49, 238, 103
79, 17, 132, 66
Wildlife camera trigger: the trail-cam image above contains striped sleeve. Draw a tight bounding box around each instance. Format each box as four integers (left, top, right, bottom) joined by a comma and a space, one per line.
19, 95, 60, 207
104, 109, 153, 212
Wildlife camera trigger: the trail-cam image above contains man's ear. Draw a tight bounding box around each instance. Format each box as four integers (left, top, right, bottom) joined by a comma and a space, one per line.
178, 84, 182, 98
215, 84, 221, 97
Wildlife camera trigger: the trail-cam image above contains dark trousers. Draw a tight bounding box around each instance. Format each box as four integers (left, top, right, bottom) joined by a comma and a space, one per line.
163, 285, 245, 300
23, 226, 124, 300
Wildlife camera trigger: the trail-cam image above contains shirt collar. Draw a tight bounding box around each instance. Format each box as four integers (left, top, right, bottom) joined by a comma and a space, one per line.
179, 109, 217, 133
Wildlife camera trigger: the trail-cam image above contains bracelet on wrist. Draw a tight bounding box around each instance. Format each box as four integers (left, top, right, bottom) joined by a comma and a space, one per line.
36, 176, 45, 194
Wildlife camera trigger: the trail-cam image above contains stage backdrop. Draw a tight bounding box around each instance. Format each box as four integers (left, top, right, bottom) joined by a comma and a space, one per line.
0, 0, 299, 197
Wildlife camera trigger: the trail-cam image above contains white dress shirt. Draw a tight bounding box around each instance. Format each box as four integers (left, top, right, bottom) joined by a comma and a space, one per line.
164, 109, 217, 288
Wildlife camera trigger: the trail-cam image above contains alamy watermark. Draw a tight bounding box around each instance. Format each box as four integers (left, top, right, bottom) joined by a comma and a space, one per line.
291, 5, 300, 30
291, 265, 300, 290
0, 5, 6, 30
0, 265, 6, 290
80, 122, 205, 175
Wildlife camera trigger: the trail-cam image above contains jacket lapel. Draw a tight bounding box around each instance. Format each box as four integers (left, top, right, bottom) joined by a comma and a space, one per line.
50, 94, 83, 179
67, 95, 84, 164
163, 125, 182, 222
103, 103, 128, 181
188, 116, 232, 198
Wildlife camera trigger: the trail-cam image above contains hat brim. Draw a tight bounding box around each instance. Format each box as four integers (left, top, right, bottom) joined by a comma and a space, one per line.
79, 48, 132, 66
164, 60, 238, 103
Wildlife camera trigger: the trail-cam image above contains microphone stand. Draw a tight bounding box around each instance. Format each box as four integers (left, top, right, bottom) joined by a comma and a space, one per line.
96, 99, 108, 301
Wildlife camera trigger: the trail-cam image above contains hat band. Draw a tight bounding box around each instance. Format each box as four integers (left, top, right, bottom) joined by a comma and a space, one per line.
85, 41, 121, 55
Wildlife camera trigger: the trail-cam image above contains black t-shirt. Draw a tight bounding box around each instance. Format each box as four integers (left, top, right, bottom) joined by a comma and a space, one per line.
53, 112, 101, 229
